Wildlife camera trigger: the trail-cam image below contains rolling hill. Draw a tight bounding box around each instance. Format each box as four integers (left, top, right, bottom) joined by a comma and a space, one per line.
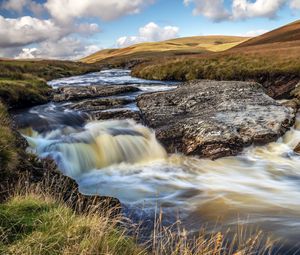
132, 20, 300, 99
234, 20, 300, 48
81, 36, 249, 64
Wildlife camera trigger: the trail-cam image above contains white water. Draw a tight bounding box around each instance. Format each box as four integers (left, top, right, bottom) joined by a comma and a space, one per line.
17, 69, 300, 247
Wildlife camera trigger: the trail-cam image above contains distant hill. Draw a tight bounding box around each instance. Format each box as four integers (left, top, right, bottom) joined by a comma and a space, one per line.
132, 20, 300, 99
81, 36, 249, 64
233, 20, 300, 49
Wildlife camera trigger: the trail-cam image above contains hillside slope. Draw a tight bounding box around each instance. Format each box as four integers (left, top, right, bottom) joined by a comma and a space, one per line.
81, 36, 248, 64
133, 20, 300, 99
234, 20, 300, 48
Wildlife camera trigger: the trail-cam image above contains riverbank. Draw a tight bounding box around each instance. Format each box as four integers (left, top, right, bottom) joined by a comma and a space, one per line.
1, 62, 300, 253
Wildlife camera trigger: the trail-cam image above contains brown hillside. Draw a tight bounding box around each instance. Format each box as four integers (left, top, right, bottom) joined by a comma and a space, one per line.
234, 20, 300, 48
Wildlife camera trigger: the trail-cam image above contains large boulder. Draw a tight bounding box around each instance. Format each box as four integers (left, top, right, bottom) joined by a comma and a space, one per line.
52, 85, 140, 102
137, 80, 296, 159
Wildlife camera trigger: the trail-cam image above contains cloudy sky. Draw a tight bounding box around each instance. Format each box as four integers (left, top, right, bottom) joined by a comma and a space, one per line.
0, 0, 299, 60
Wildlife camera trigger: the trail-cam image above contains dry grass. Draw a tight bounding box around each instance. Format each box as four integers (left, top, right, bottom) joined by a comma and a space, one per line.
81, 36, 248, 64
0, 173, 280, 255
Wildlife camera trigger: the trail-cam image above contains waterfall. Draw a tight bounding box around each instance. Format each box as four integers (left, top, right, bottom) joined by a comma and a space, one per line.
24, 119, 167, 177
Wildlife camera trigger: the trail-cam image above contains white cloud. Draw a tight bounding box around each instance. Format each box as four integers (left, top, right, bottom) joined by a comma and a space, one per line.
116, 22, 179, 48
290, 0, 300, 9
184, 0, 298, 21
245, 29, 269, 37
45, 0, 154, 24
0, 15, 64, 48
2, 0, 45, 16
232, 0, 286, 19
15, 37, 102, 60
184, 0, 229, 21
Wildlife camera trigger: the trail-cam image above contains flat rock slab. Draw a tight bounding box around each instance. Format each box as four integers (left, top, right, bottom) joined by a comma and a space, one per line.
70, 98, 134, 112
137, 80, 296, 159
52, 85, 140, 102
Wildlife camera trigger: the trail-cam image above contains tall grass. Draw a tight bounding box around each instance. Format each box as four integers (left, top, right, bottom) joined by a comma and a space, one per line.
132, 42, 300, 83
0, 173, 280, 255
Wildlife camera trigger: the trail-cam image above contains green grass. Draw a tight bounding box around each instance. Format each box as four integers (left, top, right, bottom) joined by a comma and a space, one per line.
0, 59, 102, 108
0, 103, 18, 176
0, 195, 141, 255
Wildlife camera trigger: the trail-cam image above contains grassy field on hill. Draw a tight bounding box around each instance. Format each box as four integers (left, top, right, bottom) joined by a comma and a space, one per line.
132, 21, 300, 98
81, 36, 248, 64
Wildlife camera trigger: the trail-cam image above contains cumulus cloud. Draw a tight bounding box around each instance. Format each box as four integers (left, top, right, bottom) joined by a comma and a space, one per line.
45, 0, 154, 23
15, 37, 102, 60
290, 0, 300, 9
184, 0, 297, 21
232, 0, 286, 19
116, 22, 179, 48
0, 15, 64, 48
184, 0, 229, 21
2, 0, 45, 16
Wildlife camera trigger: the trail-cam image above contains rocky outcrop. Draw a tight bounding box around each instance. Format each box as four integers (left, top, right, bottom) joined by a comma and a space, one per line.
256, 74, 300, 99
70, 98, 134, 112
91, 109, 140, 122
137, 80, 296, 159
52, 85, 140, 102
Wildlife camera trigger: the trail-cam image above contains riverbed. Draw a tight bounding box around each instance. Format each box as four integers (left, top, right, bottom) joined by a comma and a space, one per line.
13, 69, 300, 250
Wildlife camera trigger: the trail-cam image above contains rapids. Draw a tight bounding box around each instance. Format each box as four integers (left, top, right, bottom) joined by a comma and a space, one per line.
15, 69, 300, 250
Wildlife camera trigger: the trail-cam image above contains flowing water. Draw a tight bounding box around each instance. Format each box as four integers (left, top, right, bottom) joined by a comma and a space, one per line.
14, 69, 300, 250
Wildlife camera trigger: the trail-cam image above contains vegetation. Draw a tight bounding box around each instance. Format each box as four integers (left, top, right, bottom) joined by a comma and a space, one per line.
0, 177, 278, 255
81, 36, 248, 64
132, 21, 300, 84
0, 59, 102, 108
0, 103, 18, 176
132, 43, 300, 81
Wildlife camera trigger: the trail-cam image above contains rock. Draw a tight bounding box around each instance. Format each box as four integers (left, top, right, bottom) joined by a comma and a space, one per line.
281, 98, 300, 114
137, 80, 296, 159
290, 82, 300, 99
52, 85, 140, 102
257, 74, 299, 99
92, 109, 141, 122
294, 143, 300, 154
70, 98, 134, 112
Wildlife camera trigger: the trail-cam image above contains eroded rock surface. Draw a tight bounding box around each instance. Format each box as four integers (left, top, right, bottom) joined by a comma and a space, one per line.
70, 98, 134, 112
137, 80, 296, 159
52, 85, 140, 102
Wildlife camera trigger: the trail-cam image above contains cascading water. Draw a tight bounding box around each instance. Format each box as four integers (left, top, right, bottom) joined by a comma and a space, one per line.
14, 69, 300, 250
25, 120, 167, 177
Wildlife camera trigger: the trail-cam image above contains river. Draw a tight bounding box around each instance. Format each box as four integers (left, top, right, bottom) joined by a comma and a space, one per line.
13, 69, 300, 251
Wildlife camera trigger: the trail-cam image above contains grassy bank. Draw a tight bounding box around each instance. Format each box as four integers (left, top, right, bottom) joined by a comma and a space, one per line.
0, 177, 277, 255
0, 59, 102, 108
0, 103, 18, 178
132, 41, 300, 82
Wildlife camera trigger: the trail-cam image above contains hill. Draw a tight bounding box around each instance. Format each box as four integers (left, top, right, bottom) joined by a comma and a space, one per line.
81, 36, 248, 64
132, 20, 300, 99
234, 20, 300, 48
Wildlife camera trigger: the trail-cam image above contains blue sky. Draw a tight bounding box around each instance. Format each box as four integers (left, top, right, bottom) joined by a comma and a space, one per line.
0, 0, 299, 59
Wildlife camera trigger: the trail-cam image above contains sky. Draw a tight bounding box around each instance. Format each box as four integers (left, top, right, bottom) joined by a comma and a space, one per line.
0, 0, 299, 60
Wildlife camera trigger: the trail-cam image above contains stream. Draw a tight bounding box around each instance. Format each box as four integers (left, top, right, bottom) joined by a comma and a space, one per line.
13, 69, 300, 251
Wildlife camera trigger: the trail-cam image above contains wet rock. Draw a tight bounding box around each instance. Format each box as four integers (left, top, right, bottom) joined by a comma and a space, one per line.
52, 85, 140, 102
70, 98, 134, 112
294, 143, 300, 154
92, 109, 141, 122
137, 80, 296, 159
